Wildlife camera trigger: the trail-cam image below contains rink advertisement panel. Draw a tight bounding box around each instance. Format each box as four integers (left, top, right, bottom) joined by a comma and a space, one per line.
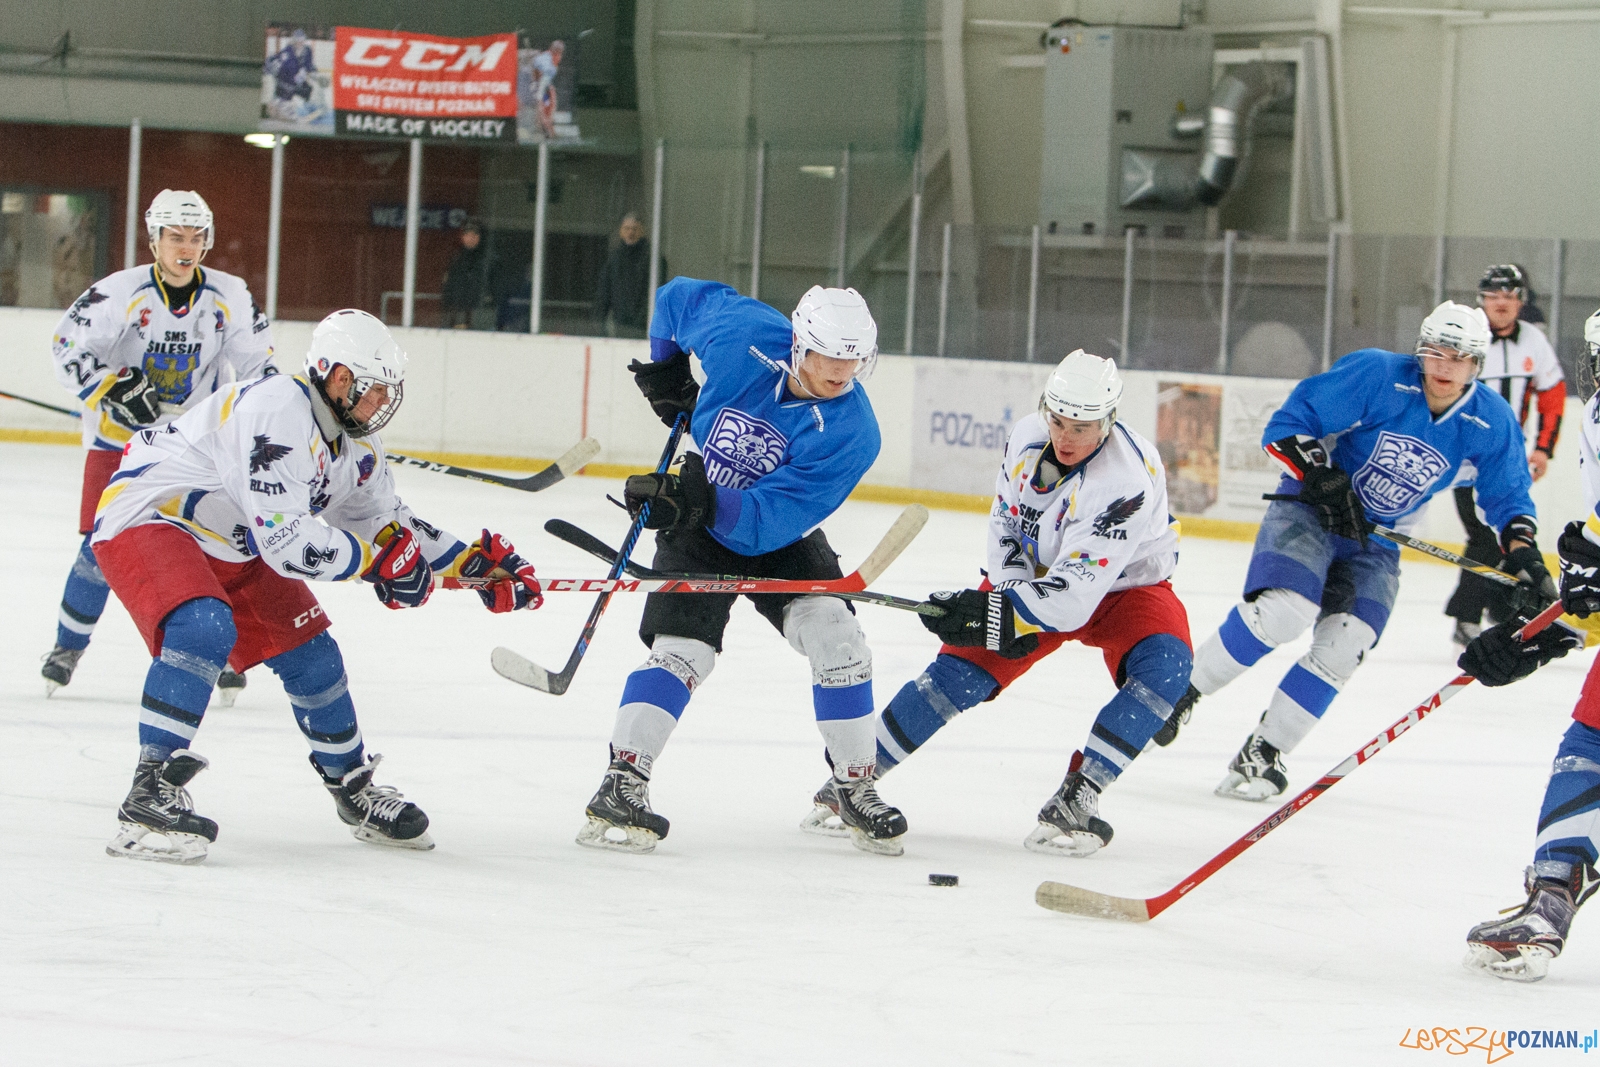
0, 305, 1583, 543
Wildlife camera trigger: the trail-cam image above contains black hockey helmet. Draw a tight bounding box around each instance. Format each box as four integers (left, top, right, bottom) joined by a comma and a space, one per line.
1478, 264, 1529, 303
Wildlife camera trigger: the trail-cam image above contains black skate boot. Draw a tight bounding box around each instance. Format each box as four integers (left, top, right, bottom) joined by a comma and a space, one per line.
106, 749, 219, 864
801, 775, 907, 856
1465, 863, 1600, 982
1025, 753, 1114, 856
313, 754, 433, 850
214, 667, 247, 708
1152, 684, 1201, 747
577, 756, 670, 854
1216, 729, 1289, 801
41, 644, 85, 697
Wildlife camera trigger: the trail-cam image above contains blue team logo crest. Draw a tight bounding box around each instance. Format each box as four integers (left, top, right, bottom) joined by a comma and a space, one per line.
1351, 431, 1450, 517
142, 351, 199, 404
703, 408, 788, 490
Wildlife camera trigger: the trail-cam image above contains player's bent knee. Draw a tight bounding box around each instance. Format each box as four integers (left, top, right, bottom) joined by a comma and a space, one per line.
1243, 589, 1320, 647
642, 634, 717, 691
1304, 612, 1376, 685
784, 596, 871, 686
160, 597, 237, 668
1121, 633, 1192, 706
265, 631, 346, 695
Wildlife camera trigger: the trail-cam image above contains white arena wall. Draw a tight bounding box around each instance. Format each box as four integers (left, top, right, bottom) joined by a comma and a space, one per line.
0, 305, 1586, 548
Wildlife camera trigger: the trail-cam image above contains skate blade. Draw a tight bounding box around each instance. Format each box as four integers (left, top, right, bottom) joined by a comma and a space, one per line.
213, 688, 240, 709
847, 827, 905, 856
44, 680, 62, 698
799, 804, 852, 839
1214, 771, 1283, 802
105, 824, 209, 865
1023, 823, 1105, 857
350, 825, 435, 850
1464, 942, 1553, 983
576, 817, 659, 854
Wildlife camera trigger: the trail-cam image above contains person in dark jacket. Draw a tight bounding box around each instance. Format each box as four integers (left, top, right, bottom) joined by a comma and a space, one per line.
594, 214, 662, 338
441, 220, 489, 329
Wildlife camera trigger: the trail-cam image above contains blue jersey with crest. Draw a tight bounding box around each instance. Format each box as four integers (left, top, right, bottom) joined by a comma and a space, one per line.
649, 278, 881, 556
1263, 349, 1535, 534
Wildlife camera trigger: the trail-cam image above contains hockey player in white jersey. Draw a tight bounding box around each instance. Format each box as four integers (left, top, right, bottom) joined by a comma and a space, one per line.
1455, 309, 1600, 982
42, 189, 274, 705
90, 310, 545, 864
816, 352, 1191, 855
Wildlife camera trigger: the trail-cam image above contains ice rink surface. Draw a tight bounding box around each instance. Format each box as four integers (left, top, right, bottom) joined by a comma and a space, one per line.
3, 439, 1596, 1065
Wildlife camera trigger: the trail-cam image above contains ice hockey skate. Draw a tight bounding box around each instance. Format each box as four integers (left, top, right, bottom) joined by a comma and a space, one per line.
106, 749, 219, 864
578, 757, 670, 854
214, 667, 247, 708
1450, 618, 1481, 653
801, 774, 907, 856
41, 644, 84, 697
1152, 684, 1200, 747
314, 754, 433, 850
1465, 864, 1598, 982
1025, 756, 1113, 856
1216, 730, 1289, 801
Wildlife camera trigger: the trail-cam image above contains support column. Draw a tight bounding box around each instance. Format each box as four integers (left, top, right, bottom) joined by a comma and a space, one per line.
265, 135, 285, 320
402, 138, 422, 328
937, 222, 952, 358
1321, 230, 1338, 371
1120, 226, 1135, 365
835, 145, 851, 288
750, 141, 767, 300
124, 118, 142, 269
1026, 225, 1041, 363
530, 140, 550, 334
647, 138, 665, 333
1218, 229, 1236, 374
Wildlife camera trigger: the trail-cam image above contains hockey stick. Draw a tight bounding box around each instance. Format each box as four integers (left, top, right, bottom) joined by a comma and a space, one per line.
542, 516, 942, 615
1036, 598, 1569, 922
388, 437, 601, 493
0, 389, 81, 418
490, 415, 688, 695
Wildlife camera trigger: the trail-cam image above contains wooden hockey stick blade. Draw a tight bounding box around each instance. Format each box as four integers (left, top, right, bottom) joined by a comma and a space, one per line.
1035, 598, 1567, 924
856, 504, 929, 585
389, 437, 600, 493
540, 518, 934, 617
1035, 882, 1152, 922
490, 645, 562, 693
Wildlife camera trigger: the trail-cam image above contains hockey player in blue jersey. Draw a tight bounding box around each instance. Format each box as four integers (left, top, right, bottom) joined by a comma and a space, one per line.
1180, 301, 1549, 800
577, 278, 907, 856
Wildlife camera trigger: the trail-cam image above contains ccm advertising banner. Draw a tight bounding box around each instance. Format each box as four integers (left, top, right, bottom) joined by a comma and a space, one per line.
261, 24, 579, 145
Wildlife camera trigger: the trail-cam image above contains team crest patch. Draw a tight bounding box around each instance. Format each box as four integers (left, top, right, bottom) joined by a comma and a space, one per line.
357, 453, 376, 485
1351, 431, 1449, 518
703, 408, 788, 490
1091, 493, 1143, 539
250, 435, 292, 473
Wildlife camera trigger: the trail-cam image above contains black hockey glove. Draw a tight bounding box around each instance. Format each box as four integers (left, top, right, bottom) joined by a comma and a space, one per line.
1457, 615, 1580, 688
920, 588, 1040, 660
628, 352, 699, 428
102, 367, 162, 428
1501, 542, 1557, 618
624, 452, 715, 533
1558, 520, 1600, 618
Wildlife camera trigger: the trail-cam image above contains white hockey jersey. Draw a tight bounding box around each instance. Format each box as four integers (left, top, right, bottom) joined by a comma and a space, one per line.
92, 374, 471, 585
1480, 320, 1565, 451
52, 266, 275, 452
985, 413, 1179, 635
1579, 394, 1600, 548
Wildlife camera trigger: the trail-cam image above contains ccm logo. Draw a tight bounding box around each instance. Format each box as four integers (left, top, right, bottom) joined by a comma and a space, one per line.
293, 605, 326, 628
547, 579, 642, 592
343, 36, 508, 72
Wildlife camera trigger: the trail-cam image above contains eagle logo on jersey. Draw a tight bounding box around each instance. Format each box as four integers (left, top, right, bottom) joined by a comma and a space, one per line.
250, 434, 293, 473
1351, 432, 1449, 518
704, 409, 788, 490
1091, 493, 1144, 539
68, 285, 108, 326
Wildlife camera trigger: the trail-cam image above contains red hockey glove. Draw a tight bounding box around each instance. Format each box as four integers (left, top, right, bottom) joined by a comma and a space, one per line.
457, 529, 544, 612
362, 524, 433, 610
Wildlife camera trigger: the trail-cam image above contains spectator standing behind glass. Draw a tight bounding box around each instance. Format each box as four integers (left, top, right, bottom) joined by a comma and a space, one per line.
441, 220, 489, 329
594, 213, 663, 339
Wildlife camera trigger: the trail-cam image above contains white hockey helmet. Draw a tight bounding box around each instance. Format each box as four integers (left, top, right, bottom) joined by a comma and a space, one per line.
1040, 350, 1123, 432
1416, 300, 1490, 373
144, 189, 215, 251
1585, 307, 1600, 390
790, 285, 879, 385
305, 309, 407, 437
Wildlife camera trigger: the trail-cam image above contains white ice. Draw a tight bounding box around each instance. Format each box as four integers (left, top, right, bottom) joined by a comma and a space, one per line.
2, 439, 1595, 1065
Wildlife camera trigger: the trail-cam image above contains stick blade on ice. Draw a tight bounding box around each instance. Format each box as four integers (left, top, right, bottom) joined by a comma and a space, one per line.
1035, 881, 1152, 923
490, 646, 561, 693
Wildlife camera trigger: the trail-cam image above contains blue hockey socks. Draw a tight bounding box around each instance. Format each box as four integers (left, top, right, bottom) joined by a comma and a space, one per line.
267, 632, 365, 776
56, 534, 110, 652
1079, 634, 1192, 789
1533, 721, 1600, 881
138, 598, 235, 761
875, 655, 1000, 773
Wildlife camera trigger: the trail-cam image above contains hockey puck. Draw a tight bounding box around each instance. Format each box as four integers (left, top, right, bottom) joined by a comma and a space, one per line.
928, 873, 959, 887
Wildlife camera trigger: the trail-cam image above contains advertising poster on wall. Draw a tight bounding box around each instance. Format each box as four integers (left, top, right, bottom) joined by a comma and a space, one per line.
911, 360, 1049, 496
259, 25, 580, 145
1155, 382, 1222, 515
1217, 380, 1295, 520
